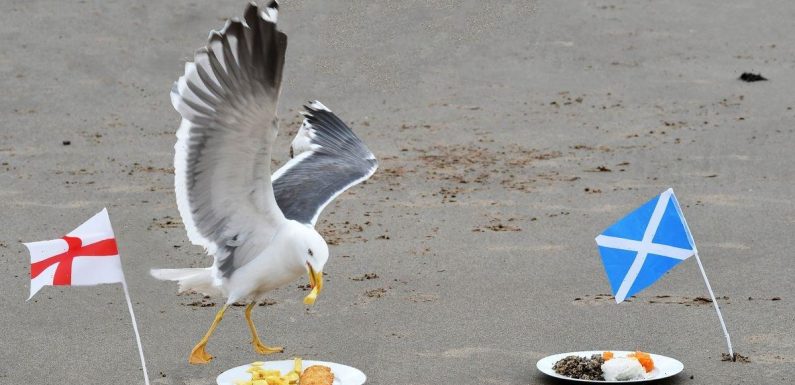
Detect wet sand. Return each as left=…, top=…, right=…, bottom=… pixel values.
left=1, top=1, right=793, bottom=384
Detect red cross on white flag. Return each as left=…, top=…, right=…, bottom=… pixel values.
left=24, top=208, right=124, bottom=299
left=23, top=208, right=150, bottom=384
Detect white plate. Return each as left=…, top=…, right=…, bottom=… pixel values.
left=536, top=350, right=683, bottom=383
left=217, top=360, right=366, bottom=385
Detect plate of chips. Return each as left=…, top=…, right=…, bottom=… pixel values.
left=217, top=358, right=366, bottom=385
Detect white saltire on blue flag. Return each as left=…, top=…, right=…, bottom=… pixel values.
left=596, top=188, right=697, bottom=303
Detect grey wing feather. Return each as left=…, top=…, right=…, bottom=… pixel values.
left=171, top=1, right=288, bottom=277
left=272, top=102, right=378, bottom=226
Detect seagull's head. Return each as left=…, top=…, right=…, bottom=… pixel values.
left=301, top=229, right=328, bottom=306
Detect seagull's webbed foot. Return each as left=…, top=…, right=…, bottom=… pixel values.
left=189, top=342, right=214, bottom=364
left=246, top=302, right=284, bottom=355
left=188, top=304, right=228, bottom=365
left=252, top=340, right=284, bottom=355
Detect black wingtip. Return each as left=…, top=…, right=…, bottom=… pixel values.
left=244, top=1, right=278, bottom=12
left=303, top=100, right=332, bottom=114
left=244, top=2, right=260, bottom=25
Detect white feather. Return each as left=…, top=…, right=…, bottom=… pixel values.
left=261, top=7, right=278, bottom=23
left=173, top=119, right=219, bottom=256
left=289, top=120, right=318, bottom=157
left=149, top=267, right=220, bottom=296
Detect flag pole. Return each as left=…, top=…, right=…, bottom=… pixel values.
left=122, top=280, right=150, bottom=385
left=693, top=251, right=734, bottom=359
left=671, top=190, right=734, bottom=359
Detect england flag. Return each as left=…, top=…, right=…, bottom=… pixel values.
left=24, top=208, right=124, bottom=299
left=595, top=188, right=697, bottom=303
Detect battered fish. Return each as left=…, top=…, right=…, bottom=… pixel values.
left=299, top=365, right=334, bottom=385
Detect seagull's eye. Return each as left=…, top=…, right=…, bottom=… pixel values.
left=308, top=249, right=313, bottom=256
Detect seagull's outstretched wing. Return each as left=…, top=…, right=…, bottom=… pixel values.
left=171, top=1, right=287, bottom=277
left=272, top=102, right=378, bottom=226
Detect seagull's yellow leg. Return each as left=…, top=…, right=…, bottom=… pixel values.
left=189, top=304, right=228, bottom=365
left=245, top=302, right=284, bottom=355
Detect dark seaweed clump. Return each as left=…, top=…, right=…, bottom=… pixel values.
left=739, top=72, right=767, bottom=82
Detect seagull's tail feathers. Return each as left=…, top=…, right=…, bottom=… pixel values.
left=150, top=267, right=220, bottom=296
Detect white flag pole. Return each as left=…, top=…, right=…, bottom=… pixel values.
left=122, top=280, right=151, bottom=385
left=693, top=251, right=734, bottom=359
left=671, top=190, right=734, bottom=359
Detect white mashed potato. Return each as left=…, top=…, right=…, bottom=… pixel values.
left=601, top=357, right=645, bottom=381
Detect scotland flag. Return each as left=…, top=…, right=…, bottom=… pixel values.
left=596, top=188, right=697, bottom=303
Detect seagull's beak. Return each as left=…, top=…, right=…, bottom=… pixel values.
left=303, top=263, right=323, bottom=305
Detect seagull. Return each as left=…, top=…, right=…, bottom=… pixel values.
left=150, top=1, right=377, bottom=365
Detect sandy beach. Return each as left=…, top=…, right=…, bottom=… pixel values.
left=1, top=1, right=793, bottom=384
